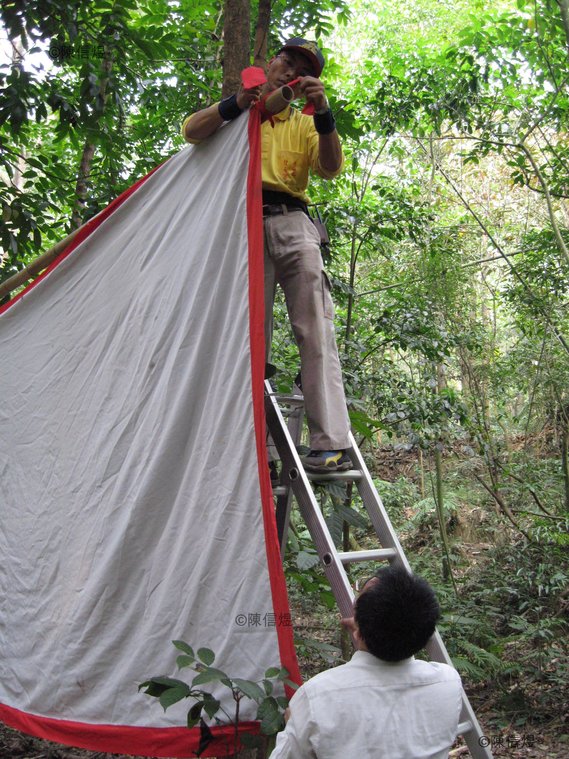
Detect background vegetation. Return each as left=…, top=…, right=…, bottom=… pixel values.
left=1, top=0, right=567, bottom=755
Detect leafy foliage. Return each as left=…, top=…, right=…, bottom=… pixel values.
left=140, top=641, right=297, bottom=754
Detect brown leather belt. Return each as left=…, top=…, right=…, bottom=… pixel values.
left=262, top=204, right=305, bottom=217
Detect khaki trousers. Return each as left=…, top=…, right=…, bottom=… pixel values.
left=263, top=207, right=351, bottom=450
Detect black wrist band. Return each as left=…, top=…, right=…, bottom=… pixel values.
left=313, top=108, right=336, bottom=135
left=218, top=94, right=243, bottom=121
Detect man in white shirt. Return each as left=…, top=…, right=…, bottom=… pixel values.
left=271, top=565, right=463, bottom=759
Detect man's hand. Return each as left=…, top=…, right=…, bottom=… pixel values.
left=236, top=85, right=262, bottom=110
left=297, top=75, right=341, bottom=173
left=340, top=616, right=357, bottom=635
left=298, top=76, right=328, bottom=112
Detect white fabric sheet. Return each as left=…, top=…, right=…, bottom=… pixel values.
left=0, top=115, right=292, bottom=752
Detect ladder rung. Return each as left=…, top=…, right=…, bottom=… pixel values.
left=457, top=720, right=473, bottom=735
left=268, top=393, right=305, bottom=406
left=337, top=548, right=397, bottom=564
left=307, top=469, right=362, bottom=482
left=272, top=470, right=363, bottom=493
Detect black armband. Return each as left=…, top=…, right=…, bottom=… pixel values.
left=313, top=108, right=336, bottom=135
left=218, top=94, right=244, bottom=121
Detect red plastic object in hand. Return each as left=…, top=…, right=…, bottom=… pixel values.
left=241, top=66, right=267, bottom=88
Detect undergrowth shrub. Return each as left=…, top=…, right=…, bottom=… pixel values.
left=374, top=476, right=420, bottom=527
left=412, top=538, right=568, bottom=724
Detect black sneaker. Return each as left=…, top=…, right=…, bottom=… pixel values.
left=301, top=450, right=351, bottom=473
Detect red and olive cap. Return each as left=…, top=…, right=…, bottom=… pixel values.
left=279, top=38, right=325, bottom=77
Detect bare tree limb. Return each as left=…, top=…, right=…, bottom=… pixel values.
left=519, top=142, right=569, bottom=266
left=473, top=473, right=532, bottom=541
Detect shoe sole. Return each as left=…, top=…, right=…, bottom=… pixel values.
left=302, top=460, right=351, bottom=473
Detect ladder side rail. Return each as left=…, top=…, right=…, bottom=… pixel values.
left=265, top=383, right=354, bottom=617
left=349, top=432, right=492, bottom=759
left=427, top=631, right=492, bottom=759
left=347, top=431, right=411, bottom=567
left=266, top=389, right=300, bottom=551
left=274, top=386, right=304, bottom=553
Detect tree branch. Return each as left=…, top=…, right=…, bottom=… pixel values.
left=556, top=0, right=569, bottom=55
left=415, top=139, right=569, bottom=357
left=473, top=473, right=532, bottom=541
left=518, top=142, right=569, bottom=266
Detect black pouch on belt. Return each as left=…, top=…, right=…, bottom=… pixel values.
left=308, top=205, right=331, bottom=261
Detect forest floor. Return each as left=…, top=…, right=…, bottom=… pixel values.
left=1, top=446, right=567, bottom=758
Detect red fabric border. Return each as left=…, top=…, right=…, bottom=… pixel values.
left=246, top=107, right=302, bottom=692
left=0, top=703, right=259, bottom=757
left=0, top=163, right=163, bottom=317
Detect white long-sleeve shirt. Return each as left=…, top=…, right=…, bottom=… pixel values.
left=271, top=650, right=462, bottom=759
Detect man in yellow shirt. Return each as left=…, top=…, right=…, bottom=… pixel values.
left=183, top=39, right=351, bottom=473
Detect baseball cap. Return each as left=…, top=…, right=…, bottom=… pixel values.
left=279, top=38, right=325, bottom=77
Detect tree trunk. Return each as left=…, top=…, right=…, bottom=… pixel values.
left=253, top=0, right=272, bottom=69
left=418, top=447, right=425, bottom=498
left=561, top=417, right=569, bottom=511
left=222, top=0, right=251, bottom=96
left=71, top=44, right=113, bottom=228
left=433, top=363, right=457, bottom=590
left=344, top=220, right=358, bottom=346
left=72, top=141, right=96, bottom=229
left=433, top=448, right=451, bottom=583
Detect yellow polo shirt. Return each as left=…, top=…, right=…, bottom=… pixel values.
left=182, top=105, right=343, bottom=202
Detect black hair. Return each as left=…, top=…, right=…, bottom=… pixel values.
left=354, top=565, right=440, bottom=661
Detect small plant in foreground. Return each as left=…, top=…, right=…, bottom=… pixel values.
left=139, top=641, right=296, bottom=756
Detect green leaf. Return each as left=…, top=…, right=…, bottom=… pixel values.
left=296, top=549, right=320, bottom=570
left=197, top=647, right=215, bottom=665
left=202, top=694, right=221, bottom=719
left=232, top=678, right=266, bottom=703
left=187, top=701, right=203, bottom=728
left=139, top=676, right=188, bottom=697
left=191, top=667, right=230, bottom=687
left=176, top=654, right=196, bottom=669
left=173, top=640, right=195, bottom=657
left=335, top=503, right=368, bottom=529
left=159, top=684, right=191, bottom=710
left=257, top=696, right=284, bottom=735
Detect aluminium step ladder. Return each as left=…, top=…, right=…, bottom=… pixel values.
left=264, top=379, right=492, bottom=759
